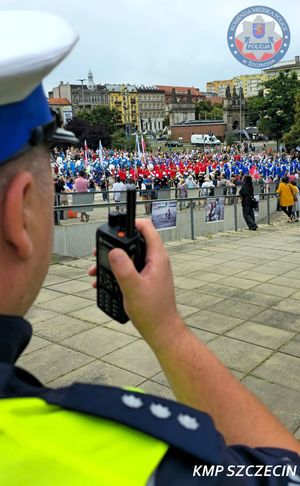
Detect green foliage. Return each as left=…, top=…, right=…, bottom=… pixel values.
left=64, top=117, right=111, bottom=149
left=196, top=100, right=223, bottom=120
left=243, top=73, right=300, bottom=147
left=110, top=129, right=136, bottom=151
left=77, top=105, right=121, bottom=134
left=283, top=91, right=300, bottom=150
left=196, top=99, right=213, bottom=119
left=245, top=92, right=265, bottom=126
left=210, top=105, right=223, bottom=119
left=65, top=116, right=111, bottom=150
left=225, top=133, right=235, bottom=146
left=69, top=105, right=124, bottom=149
left=259, top=71, right=300, bottom=144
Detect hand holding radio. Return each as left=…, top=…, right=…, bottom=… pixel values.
left=96, top=190, right=146, bottom=323
left=92, top=189, right=184, bottom=347
left=108, top=219, right=184, bottom=349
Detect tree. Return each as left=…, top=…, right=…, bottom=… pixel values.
left=245, top=92, right=265, bottom=126
left=81, top=124, right=111, bottom=150
left=65, top=117, right=111, bottom=148
left=258, top=71, right=300, bottom=149
left=77, top=106, right=121, bottom=134
left=110, top=129, right=136, bottom=151
left=283, top=91, right=300, bottom=150
left=64, top=117, right=89, bottom=138
left=225, top=133, right=235, bottom=146
left=210, top=104, right=223, bottom=120
left=195, top=100, right=212, bottom=120
left=196, top=100, right=223, bottom=120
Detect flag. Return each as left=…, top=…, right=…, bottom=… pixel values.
left=99, top=139, right=104, bottom=170
left=84, top=139, right=89, bottom=166
left=134, top=133, right=141, bottom=178
left=135, top=132, right=141, bottom=160
left=141, top=133, right=146, bottom=156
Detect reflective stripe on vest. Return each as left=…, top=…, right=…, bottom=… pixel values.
left=0, top=397, right=168, bottom=485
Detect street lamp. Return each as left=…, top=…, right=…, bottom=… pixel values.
left=123, top=86, right=131, bottom=138
left=239, top=86, right=243, bottom=145
left=77, top=78, right=86, bottom=109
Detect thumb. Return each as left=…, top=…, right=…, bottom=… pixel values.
left=109, top=248, right=140, bottom=295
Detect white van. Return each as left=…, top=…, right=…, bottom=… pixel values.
left=191, top=134, right=221, bottom=145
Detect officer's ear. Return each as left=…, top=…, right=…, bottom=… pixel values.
left=2, top=171, right=35, bottom=260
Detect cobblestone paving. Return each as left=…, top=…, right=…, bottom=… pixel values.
left=19, top=215, right=300, bottom=438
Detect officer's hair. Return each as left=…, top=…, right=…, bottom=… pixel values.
left=0, top=146, right=50, bottom=205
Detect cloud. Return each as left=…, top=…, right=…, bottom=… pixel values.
left=2, top=0, right=298, bottom=92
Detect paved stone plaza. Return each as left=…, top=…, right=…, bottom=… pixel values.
left=19, top=219, right=300, bottom=440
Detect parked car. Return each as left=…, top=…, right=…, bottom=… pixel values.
left=256, top=134, right=268, bottom=141
left=165, top=140, right=183, bottom=147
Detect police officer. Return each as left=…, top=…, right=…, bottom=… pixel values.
left=0, top=10, right=299, bottom=486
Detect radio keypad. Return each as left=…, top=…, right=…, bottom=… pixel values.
left=98, top=268, right=125, bottom=320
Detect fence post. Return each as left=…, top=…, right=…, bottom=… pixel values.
left=233, top=195, right=238, bottom=231
left=190, top=199, right=195, bottom=240
left=55, top=194, right=61, bottom=226
left=267, top=192, right=270, bottom=225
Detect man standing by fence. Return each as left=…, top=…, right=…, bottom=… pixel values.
left=74, top=170, right=90, bottom=222
left=112, top=175, right=125, bottom=210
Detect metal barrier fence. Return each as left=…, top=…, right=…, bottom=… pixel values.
left=54, top=182, right=277, bottom=208
left=53, top=190, right=279, bottom=258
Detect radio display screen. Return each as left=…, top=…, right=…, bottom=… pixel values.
left=99, top=243, right=111, bottom=270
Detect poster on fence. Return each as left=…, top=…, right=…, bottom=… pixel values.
left=152, top=201, right=177, bottom=230
left=205, top=197, right=225, bottom=223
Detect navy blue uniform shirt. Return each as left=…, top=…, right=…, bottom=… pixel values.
left=0, top=315, right=299, bottom=485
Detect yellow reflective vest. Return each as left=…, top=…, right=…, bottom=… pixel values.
left=0, top=397, right=168, bottom=485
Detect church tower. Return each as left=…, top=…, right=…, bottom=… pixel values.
left=167, top=88, right=195, bottom=125
left=87, top=69, right=96, bottom=91
left=223, top=85, right=246, bottom=133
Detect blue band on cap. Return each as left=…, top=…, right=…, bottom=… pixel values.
left=0, top=84, right=52, bottom=164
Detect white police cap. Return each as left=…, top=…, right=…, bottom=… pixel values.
left=0, top=11, right=79, bottom=163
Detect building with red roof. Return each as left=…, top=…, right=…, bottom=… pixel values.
left=156, top=85, right=204, bottom=104
left=48, top=97, right=73, bottom=125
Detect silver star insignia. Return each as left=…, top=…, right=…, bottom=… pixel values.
left=149, top=403, right=172, bottom=419
left=121, top=394, right=143, bottom=409
left=178, top=414, right=200, bottom=430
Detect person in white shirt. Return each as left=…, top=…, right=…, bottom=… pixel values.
left=183, top=175, right=199, bottom=209
left=183, top=174, right=198, bottom=189
left=200, top=176, right=214, bottom=197
left=112, top=176, right=125, bottom=210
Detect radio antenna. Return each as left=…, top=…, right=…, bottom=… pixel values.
left=126, top=189, right=136, bottom=238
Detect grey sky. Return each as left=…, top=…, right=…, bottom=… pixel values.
left=1, top=0, right=299, bottom=93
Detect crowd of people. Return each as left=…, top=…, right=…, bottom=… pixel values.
left=51, top=142, right=300, bottom=187
left=52, top=144, right=300, bottom=227
left=51, top=144, right=300, bottom=186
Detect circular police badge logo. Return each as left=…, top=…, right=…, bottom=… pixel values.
left=227, top=6, right=290, bottom=68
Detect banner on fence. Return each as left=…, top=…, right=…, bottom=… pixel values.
left=205, top=197, right=225, bottom=223
left=152, top=201, right=177, bottom=230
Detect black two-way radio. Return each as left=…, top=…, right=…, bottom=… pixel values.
left=96, top=189, right=146, bottom=323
